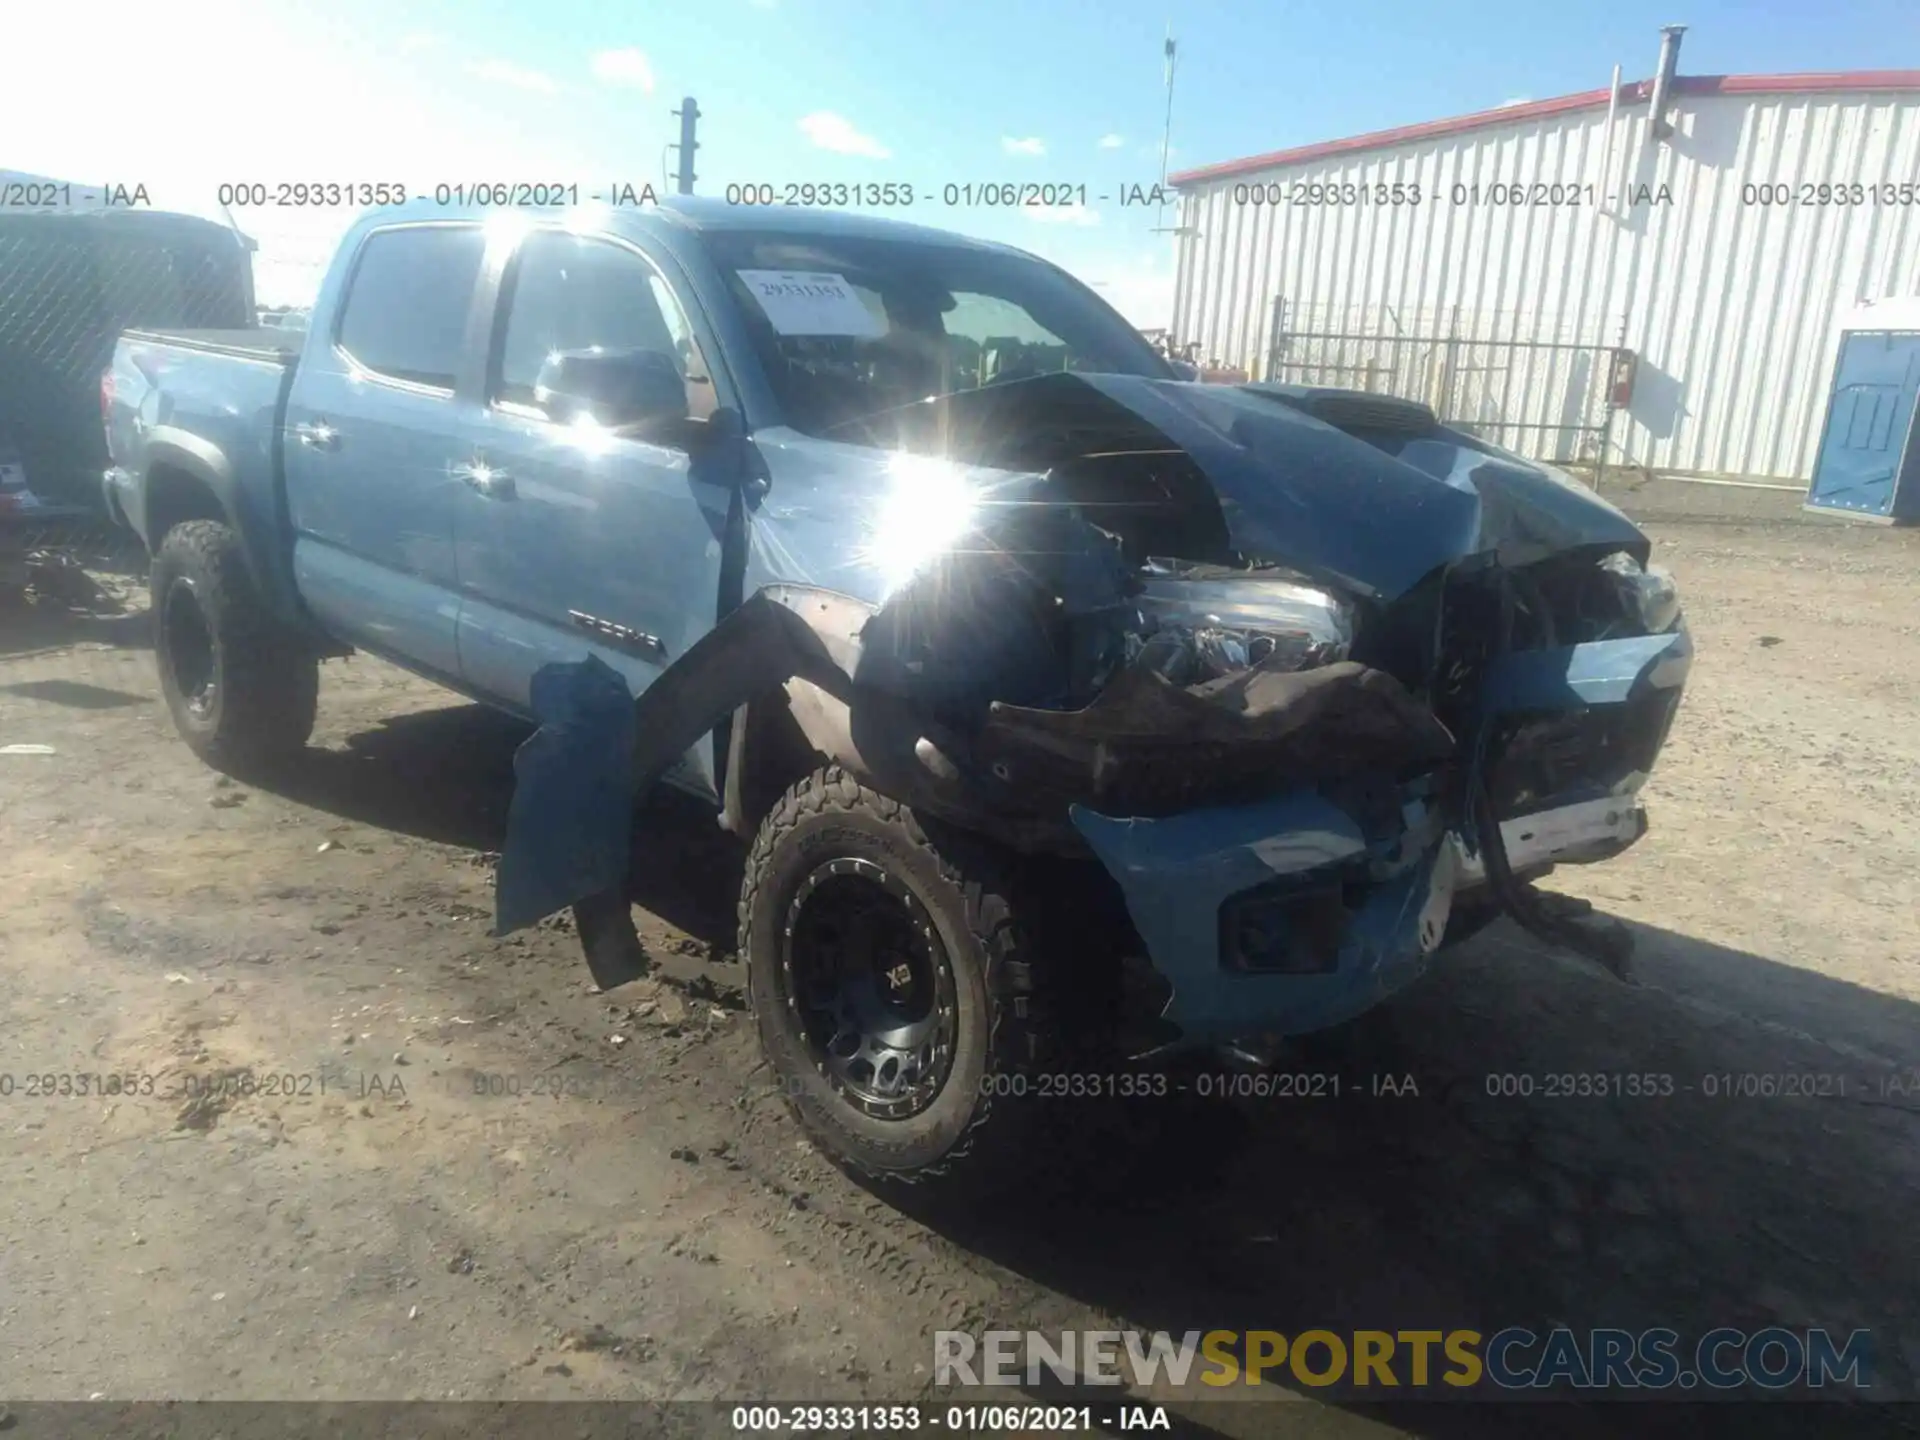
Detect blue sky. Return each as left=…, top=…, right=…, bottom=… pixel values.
left=7, top=0, right=1917, bottom=320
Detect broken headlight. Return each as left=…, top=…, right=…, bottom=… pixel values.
left=1130, top=572, right=1356, bottom=685
left=1598, top=552, right=1682, bottom=635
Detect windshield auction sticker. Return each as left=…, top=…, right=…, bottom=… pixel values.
left=736, top=270, right=883, bottom=337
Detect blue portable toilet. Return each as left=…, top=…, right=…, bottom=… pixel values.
left=1806, top=299, right=1920, bottom=524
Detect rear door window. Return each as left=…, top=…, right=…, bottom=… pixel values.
left=335, top=225, right=487, bottom=389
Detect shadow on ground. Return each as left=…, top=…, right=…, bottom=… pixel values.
left=258, top=701, right=745, bottom=946
left=245, top=700, right=1918, bottom=1437
left=0, top=599, right=151, bottom=658
left=900, top=919, right=1920, bottom=1438
left=0, top=676, right=149, bottom=709
left=261, top=703, right=530, bottom=852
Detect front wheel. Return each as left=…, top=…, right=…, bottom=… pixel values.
left=739, top=768, right=1053, bottom=1187
left=152, top=520, right=318, bottom=772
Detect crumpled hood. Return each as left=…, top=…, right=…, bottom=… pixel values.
left=1069, top=374, right=1649, bottom=598
left=747, top=372, right=1651, bottom=608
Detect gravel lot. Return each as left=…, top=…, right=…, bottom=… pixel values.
left=2, top=506, right=1917, bottom=1438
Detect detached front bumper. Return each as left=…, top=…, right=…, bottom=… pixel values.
left=1069, top=628, right=1692, bottom=1049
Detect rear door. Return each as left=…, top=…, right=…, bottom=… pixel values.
left=283, top=221, right=488, bottom=680
left=451, top=226, right=733, bottom=744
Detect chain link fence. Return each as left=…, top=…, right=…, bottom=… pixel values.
left=0, top=211, right=254, bottom=512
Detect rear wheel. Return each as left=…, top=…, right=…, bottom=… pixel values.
left=740, top=767, right=1053, bottom=1187
left=152, top=520, right=318, bottom=772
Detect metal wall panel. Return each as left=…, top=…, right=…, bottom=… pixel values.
left=1172, top=89, right=1920, bottom=483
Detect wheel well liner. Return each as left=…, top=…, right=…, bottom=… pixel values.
left=143, top=451, right=233, bottom=548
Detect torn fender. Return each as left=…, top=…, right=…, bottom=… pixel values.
left=626, top=583, right=869, bottom=793
left=494, top=653, right=636, bottom=938
left=498, top=590, right=861, bottom=959
left=626, top=583, right=1072, bottom=845
left=515, top=582, right=1086, bottom=984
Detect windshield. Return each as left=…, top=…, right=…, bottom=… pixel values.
left=702, top=230, right=1172, bottom=440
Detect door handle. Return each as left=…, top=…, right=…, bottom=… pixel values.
left=291, top=421, right=339, bottom=451
left=454, top=460, right=516, bottom=499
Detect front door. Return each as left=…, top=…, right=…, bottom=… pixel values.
left=452, top=226, right=733, bottom=779
left=283, top=221, right=488, bottom=680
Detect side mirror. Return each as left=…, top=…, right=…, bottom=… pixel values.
left=1170, top=358, right=1201, bottom=382
left=534, top=347, right=688, bottom=430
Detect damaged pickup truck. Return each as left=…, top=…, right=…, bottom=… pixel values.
left=104, top=197, right=1689, bottom=1185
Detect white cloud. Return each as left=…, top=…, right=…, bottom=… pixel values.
left=1025, top=202, right=1100, bottom=227
left=1098, top=133, right=1125, bottom=149
left=398, top=31, right=441, bottom=55
left=1002, top=136, right=1046, bottom=157
left=1498, top=95, right=1531, bottom=107
left=469, top=59, right=559, bottom=93
left=591, top=48, right=655, bottom=91
left=798, top=111, right=891, bottom=159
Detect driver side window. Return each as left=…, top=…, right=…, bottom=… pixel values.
left=494, top=232, right=716, bottom=419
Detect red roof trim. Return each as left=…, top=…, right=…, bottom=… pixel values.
left=1169, top=71, right=1920, bottom=186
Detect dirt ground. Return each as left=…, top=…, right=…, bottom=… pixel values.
left=2, top=507, right=1918, bottom=1438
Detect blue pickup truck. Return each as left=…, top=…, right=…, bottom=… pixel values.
left=103, top=196, right=1690, bottom=1185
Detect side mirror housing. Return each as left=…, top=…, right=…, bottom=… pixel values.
left=1170, top=358, right=1201, bottom=382
left=534, top=347, right=688, bottom=430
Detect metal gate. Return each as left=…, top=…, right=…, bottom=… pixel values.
left=1265, top=299, right=1621, bottom=483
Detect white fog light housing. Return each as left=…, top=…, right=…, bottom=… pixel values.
left=1599, top=552, right=1681, bottom=634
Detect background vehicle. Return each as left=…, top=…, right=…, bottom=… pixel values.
left=1, top=181, right=255, bottom=517
left=103, top=197, right=1689, bottom=1187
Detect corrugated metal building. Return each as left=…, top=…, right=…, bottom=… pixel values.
left=1167, top=57, right=1920, bottom=486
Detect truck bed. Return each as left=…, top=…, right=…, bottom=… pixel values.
left=121, top=327, right=301, bottom=363
left=106, top=326, right=304, bottom=563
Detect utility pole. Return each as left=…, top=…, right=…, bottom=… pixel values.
left=1157, top=28, right=1177, bottom=193
left=1151, top=26, right=1190, bottom=349
left=671, top=98, right=700, bottom=196
left=1151, top=29, right=1189, bottom=238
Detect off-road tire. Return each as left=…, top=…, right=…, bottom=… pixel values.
left=152, top=520, right=318, bottom=772
left=740, top=767, right=1053, bottom=1188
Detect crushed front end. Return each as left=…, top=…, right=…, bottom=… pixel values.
left=517, top=373, right=1691, bottom=1060
left=948, top=559, right=1689, bottom=1052
left=806, top=377, right=1693, bottom=1054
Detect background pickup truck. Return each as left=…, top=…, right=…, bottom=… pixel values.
left=103, top=196, right=1690, bottom=1189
